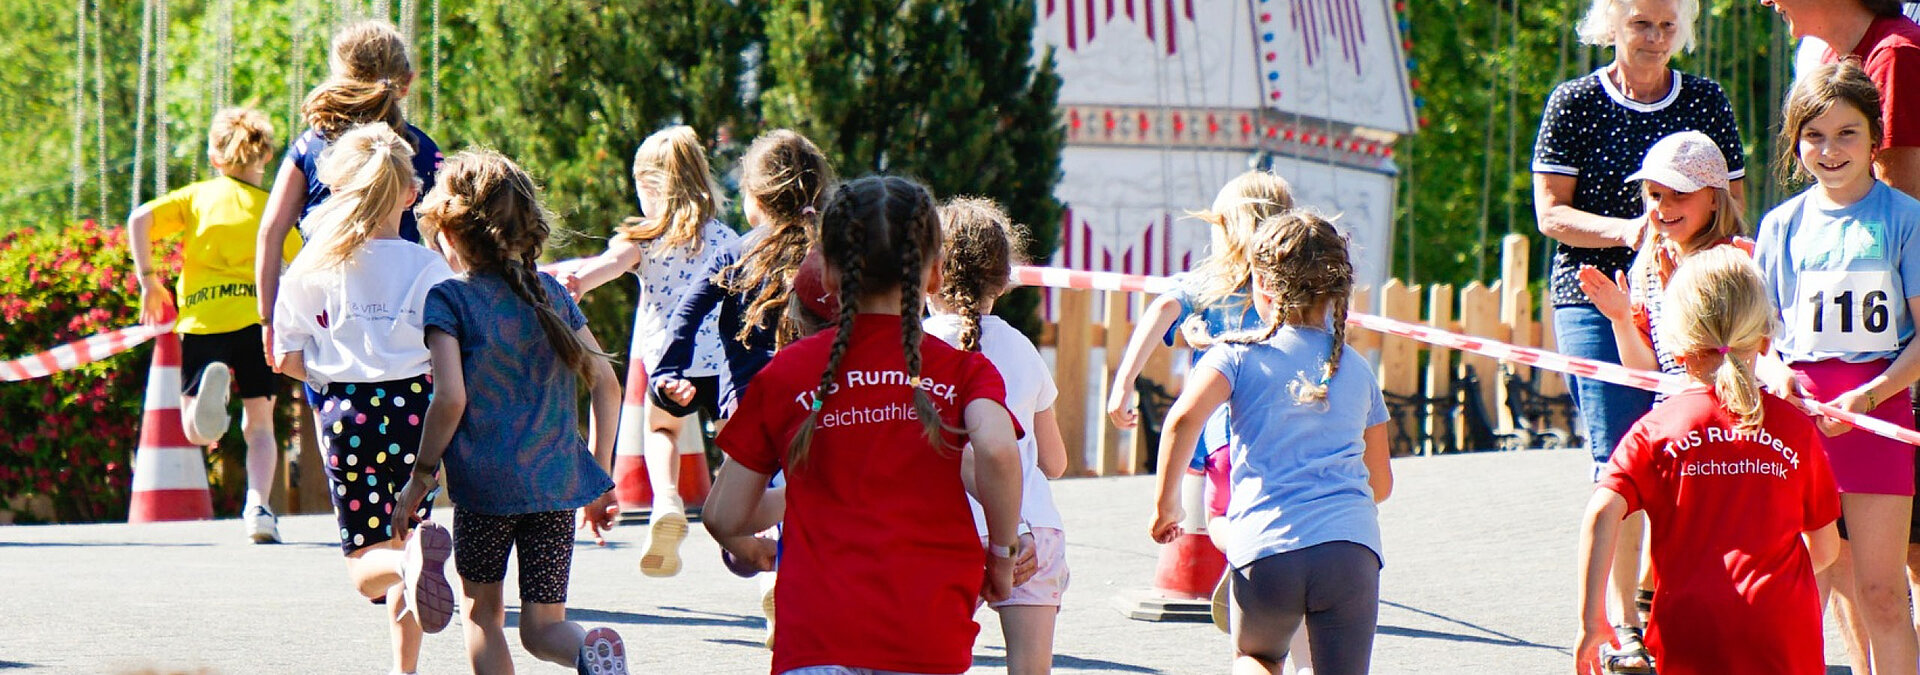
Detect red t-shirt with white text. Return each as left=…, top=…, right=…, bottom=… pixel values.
left=1600, top=389, right=1840, bottom=675
left=719, top=314, right=1019, bottom=675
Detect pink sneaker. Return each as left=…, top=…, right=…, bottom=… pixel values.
left=402, top=521, right=456, bottom=633
left=577, top=627, right=629, bottom=674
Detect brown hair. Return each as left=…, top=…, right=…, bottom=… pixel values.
left=207, top=107, right=276, bottom=170
left=302, top=21, right=412, bottom=141
left=416, top=149, right=607, bottom=384
left=723, top=130, right=835, bottom=346
left=1863, top=0, right=1906, bottom=18
left=1228, top=211, right=1354, bottom=405
left=1657, top=247, right=1776, bottom=431
left=1777, top=59, right=1884, bottom=187
left=935, top=197, right=1030, bottom=352
left=787, top=176, right=947, bottom=468
left=617, top=126, right=725, bottom=256
left=296, top=124, right=418, bottom=270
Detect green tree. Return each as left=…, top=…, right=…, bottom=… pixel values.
left=758, top=0, right=1064, bottom=334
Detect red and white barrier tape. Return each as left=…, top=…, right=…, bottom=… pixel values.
left=0, top=322, right=172, bottom=383
left=1011, top=265, right=1920, bottom=447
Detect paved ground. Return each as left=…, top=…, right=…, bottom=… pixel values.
left=0, top=449, right=1855, bottom=673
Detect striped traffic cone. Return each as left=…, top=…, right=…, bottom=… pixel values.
left=1120, top=471, right=1224, bottom=622
left=128, top=333, right=213, bottom=522
left=611, top=329, right=652, bottom=514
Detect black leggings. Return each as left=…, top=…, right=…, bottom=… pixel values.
left=1230, top=541, right=1381, bottom=675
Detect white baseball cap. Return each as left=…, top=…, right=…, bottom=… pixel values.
left=1624, top=130, right=1730, bottom=193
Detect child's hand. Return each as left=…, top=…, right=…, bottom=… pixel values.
left=1575, top=266, right=1631, bottom=324
left=1107, top=388, right=1139, bottom=430
left=392, top=474, right=436, bottom=543
left=557, top=271, right=586, bottom=301
left=656, top=378, right=697, bottom=407
left=1011, top=532, right=1039, bottom=587
left=718, top=534, right=778, bottom=572
left=983, top=550, right=1015, bottom=603
left=1817, top=387, right=1877, bottom=436
left=138, top=280, right=177, bottom=327
left=1150, top=503, right=1185, bottom=544
left=578, top=493, right=619, bottom=545
left=1572, top=619, right=1613, bottom=675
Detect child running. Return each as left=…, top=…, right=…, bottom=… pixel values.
left=127, top=107, right=296, bottom=543
left=1754, top=60, right=1920, bottom=675
left=268, top=123, right=456, bottom=675
left=925, top=197, right=1070, bottom=675
left=391, top=149, right=628, bottom=675
left=558, top=125, right=739, bottom=578
left=1149, top=211, right=1392, bottom=675
left=704, top=176, right=1026, bottom=675
left=257, top=20, right=443, bottom=357
left=1575, top=247, right=1842, bottom=675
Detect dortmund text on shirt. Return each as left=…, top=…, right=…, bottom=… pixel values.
left=180, top=282, right=256, bottom=308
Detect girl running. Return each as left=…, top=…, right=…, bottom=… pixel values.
left=1149, top=211, right=1392, bottom=675
left=1754, top=59, right=1920, bottom=675
left=257, top=20, right=443, bottom=357
left=1575, top=247, right=1842, bottom=675
left=704, top=176, right=1025, bottom=675
left=392, top=149, right=628, bottom=675
left=268, top=123, right=456, bottom=675
left=926, top=197, right=1069, bottom=675
left=557, top=125, right=739, bottom=578
left=127, top=107, right=296, bottom=543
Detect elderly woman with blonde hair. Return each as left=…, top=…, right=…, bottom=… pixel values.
left=1530, top=0, right=1745, bottom=672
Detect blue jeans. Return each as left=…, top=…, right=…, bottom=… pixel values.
left=1553, top=304, right=1654, bottom=477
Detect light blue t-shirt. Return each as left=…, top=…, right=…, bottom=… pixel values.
left=1755, top=181, right=1920, bottom=364
left=1163, top=274, right=1263, bottom=463
left=421, top=271, right=614, bottom=516
left=1196, top=325, right=1389, bottom=569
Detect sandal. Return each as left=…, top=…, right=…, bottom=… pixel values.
left=1603, top=623, right=1656, bottom=674
left=1635, top=588, right=1654, bottom=623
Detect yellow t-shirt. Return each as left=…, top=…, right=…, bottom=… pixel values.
left=148, top=176, right=301, bottom=335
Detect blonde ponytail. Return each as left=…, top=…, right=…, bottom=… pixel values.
left=1657, top=247, right=1777, bottom=431
left=300, top=124, right=418, bottom=269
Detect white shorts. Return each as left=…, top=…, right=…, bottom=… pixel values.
left=988, top=526, right=1069, bottom=608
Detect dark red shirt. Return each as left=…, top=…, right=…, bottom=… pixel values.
left=719, top=314, right=1019, bottom=674
left=1601, top=389, right=1840, bottom=675
left=1841, top=15, right=1920, bottom=149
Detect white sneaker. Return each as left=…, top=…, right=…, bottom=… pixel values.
left=186, top=362, right=232, bottom=442
left=246, top=505, right=280, bottom=544
left=638, top=508, right=688, bottom=578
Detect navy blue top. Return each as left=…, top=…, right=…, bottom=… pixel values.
left=288, top=124, right=443, bottom=243
left=650, top=232, right=775, bottom=417
left=422, top=271, right=614, bottom=515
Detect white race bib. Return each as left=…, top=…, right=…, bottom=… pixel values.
left=1793, top=269, right=1900, bottom=354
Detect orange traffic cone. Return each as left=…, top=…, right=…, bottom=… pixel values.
left=1121, top=471, right=1223, bottom=622
left=611, top=345, right=652, bottom=513
left=128, top=333, right=213, bottom=522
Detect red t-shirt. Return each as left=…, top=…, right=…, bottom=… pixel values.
left=1600, top=389, right=1840, bottom=675
left=1839, top=15, right=1920, bottom=149
left=719, top=314, right=1020, bottom=675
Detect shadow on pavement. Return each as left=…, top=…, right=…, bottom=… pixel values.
left=506, top=605, right=760, bottom=629
left=0, top=541, right=212, bottom=548
left=1380, top=600, right=1568, bottom=654
left=0, top=662, right=31, bottom=670
left=971, top=650, right=1161, bottom=673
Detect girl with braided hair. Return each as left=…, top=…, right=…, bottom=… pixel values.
left=705, top=176, right=1025, bottom=675
left=925, top=197, right=1070, bottom=674
left=391, top=149, right=628, bottom=675
left=1150, top=211, right=1392, bottom=675
left=269, top=123, right=457, bottom=674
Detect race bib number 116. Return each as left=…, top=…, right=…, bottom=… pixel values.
left=1796, top=269, right=1900, bottom=354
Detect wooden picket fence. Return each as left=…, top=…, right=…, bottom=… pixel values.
left=1041, top=233, right=1579, bottom=477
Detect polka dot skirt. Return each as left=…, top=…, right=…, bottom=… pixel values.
left=312, top=374, right=435, bottom=555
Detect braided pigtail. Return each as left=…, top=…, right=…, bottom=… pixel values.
left=1230, top=211, right=1355, bottom=405
left=934, top=197, right=1025, bottom=354
left=787, top=183, right=866, bottom=468
left=897, top=191, right=945, bottom=448
left=726, top=130, right=835, bottom=345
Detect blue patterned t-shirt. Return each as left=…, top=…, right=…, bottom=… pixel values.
left=422, top=271, right=614, bottom=515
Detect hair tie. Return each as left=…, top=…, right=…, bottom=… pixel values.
left=809, top=399, right=823, bottom=411
left=800, top=205, right=818, bottom=216
left=1715, top=346, right=1731, bottom=355
left=908, top=376, right=922, bottom=388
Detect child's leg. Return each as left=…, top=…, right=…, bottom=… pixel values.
left=510, top=511, right=583, bottom=665
left=644, top=401, right=685, bottom=513
left=344, top=542, right=404, bottom=599
left=1827, top=544, right=1872, bottom=675
left=997, top=606, right=1059, bottom=675
left=453, top=508, right=518, bottom=673
left=239, top=396, right=278, bottom=510
left=1840, top=493, right=1919, bottom=675
left=386, top=583, right=423, bottom=675
left=459, top=577, right=512, bottom=673
left=178, top=392, right=219, bottom=446
left=1284, top=630, right=1313, bottom=675
left=1297, top=544, right=1380, bottom=675
left=1229, top=559, right=1306, bottom=675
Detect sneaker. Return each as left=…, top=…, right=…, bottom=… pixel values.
left=246, top=505, right=281, bottom=544
left=639, top=510, right=688, bottom=578
left=760, top=577, right=777, bottom=650
left=185, top=362, right=232, bottom=442
left=576, top=626, right=629, bottom=675
left=1209, top=573, right=1230, bottom=634
left=401, top=521, right=456, bottom=634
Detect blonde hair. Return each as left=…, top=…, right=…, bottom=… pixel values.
left=1189, top=171, right=1295, bottom=309
left=617, top=126, right=725, bottom=256
left=1777, top=60, right=1884, bottom=187
left=1227, top=211, right=1353, bottom=405
left=1575, top=0, right=1700, bottom=53
left=418, top=149, right=607, bottom=384
left=1626, top=184, right=1747, bottom=303
left=207, top=107, right=276, bottom=170
left=302, top=21, right=412, bottom=140
left=300, top=124, right=419, bottom=269
left=1657, top=247, right=1777, bottom=431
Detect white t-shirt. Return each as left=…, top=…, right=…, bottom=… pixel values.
left=273, top=239, right=455, bottom=388
left=924, top=313, right=1065, bottom=531
left=630, top=220, right=738, bottom=376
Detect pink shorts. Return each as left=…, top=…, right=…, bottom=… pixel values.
left=984, top=527, right=1069, bottom=608
left=1202, top=447, right=1231, bottom=518
left=1793, top=359, right=1917, bottom=496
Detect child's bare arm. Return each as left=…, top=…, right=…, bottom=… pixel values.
left=1106, top=294, right=1183, bottom=430
left=254, top=160, right=305, bottom=324
left=1033, top=407, right=1069, bottom=479
left=577, top=326, right=621, bottom=474
left=965, top=399, right=1023, bottom=603
left=393, top=329, right=466, bottom=541
left=1804, top=521, right=1841, bottom=573
left=1362, top=422, right=1393, bottom=503
left=126, top=203, right=174, bottom=326
left=556, top=238, right=642, bottom=300
left=1574, top=488, right=1631, bottom=673
left=1152, top=367, right=1230, bottom=543
left=273, top=351, right=309, bottom=383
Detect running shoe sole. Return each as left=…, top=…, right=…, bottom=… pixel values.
left=247, top=507, right=281, bottom=544
left=404, top=521, right=456, bottom=634
left=577, top=627, right=629, bottom=675
left=639, top=511, right=688, bottom=577
left=187, top=363, right=232, bottom=442
left=761, top=581, right=776, bottom=650
left=1209, top=573, right=1230, bottom=634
